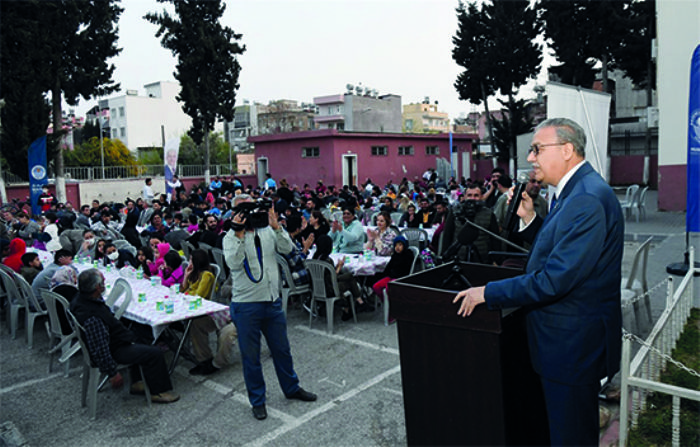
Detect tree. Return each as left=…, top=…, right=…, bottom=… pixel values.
left=64, top=137, right=139, bottom=168
left=178, top=132, right=232, bottom=167
left=540, top=0, right=634, bottom=93
left=452, top=0, right=541, bottom=173
left=492, top=98, right=535, bottom=164
left=0, top=0, right=122, bottom=200
left=0, top=1, right=52, bottom=181
left=145, top=0, right=245, bottom=184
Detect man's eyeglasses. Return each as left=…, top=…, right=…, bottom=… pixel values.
left=528, top=142, right=564, bottom=156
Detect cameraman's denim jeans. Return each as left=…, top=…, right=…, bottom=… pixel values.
left=230, top=299, right=300, bottom=407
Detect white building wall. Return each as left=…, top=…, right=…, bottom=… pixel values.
left=657, top=0, right=700, bottom=167
left=106, top=81, right=192, bottom=151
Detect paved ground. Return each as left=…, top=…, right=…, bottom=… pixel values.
left=1, top=189, right=698, bottom=447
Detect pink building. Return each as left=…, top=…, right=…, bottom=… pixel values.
left=249, top=129, right=477, bottom=188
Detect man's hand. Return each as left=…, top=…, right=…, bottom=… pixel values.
left=453, top=286, right=486, bottom=317
left=109, top=372, right=124, bottom=389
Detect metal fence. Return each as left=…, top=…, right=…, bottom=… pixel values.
left=2, top=164, right=236, bottom=183
left=619, top=247, right=700, bottom=447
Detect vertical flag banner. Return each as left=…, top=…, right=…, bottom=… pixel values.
left=28, top=135, right=48, bottom=216
left=687, top=44, right=700, bottom=232
left=164, top=138, right=180, bottom=200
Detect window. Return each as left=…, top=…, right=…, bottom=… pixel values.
left=119, top=107, right=125, bottom=117
left=405, top=119, right=413, bottom=131
left=371, top=146, right=388, bottom=156
left=398, top=145, right=414, bottom=156
left=111, top=109, right=117, bottom=119
left=336, top=123, right=344, bottom=131
left=425, top=145, right=439, bottom=155
left=120, top=127, right=126, bottom=137
left=112, top=129, right=118, bottom=138
left=302, top=147, right=319, bottom=158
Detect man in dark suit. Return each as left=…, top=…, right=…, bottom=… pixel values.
left=454, top=118, right=624, bottom=446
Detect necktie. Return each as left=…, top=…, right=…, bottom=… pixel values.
left=550, top=194, right=558, bottom=213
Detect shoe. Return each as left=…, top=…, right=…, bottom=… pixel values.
left=130, top=381, right=145, bottom=395
left=341, top=310, right=353, bottom=321
left=152, top=391, right=180, bottom=404
left=252, top=404, right=267, bottom=420
left=189, top=359, right=220, bottom=376
left=286, top=387, right=317, bottom=402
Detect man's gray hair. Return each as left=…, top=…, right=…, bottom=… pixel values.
left=536, top=118, right=587, bottom=158
left=78, top=268, right=103, bottom=294
left=233, top=193, right=252, bottom=206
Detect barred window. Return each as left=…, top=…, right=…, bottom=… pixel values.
left=371, top=146, right=388, bottom=156
left=398, top=145, right=414, bottom=156
left=302, top=147, right=320, bottom=158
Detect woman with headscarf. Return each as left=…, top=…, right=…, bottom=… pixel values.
left=3, top=238, right=26, bottom=273
left=120, top=211, right=142, bottom=249
left=371, top=235, right=414, bottom=298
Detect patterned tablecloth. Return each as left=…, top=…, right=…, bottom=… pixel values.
left=30, top=249, right=230, bottom=340
left=329, top=253, right=389, bottom=276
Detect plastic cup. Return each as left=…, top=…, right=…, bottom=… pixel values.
left=138, top=292, right=146, bottom=303
left=156, top=300, right=164, bottom=311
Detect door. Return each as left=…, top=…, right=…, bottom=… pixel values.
left=342, top=154, right=357, bottom=187
left=257, top=157, right=268, bottom=188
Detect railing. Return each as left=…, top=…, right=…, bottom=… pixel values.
left=619, top=247, right=699, bottom=447
left=3, top=164, right=237, bottom=183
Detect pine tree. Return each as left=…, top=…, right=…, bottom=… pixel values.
left=0, top=0, right=122, bottom=200
left=452, top=0, right=541, bottom=172
left=145, top=0, right=245, bottom=184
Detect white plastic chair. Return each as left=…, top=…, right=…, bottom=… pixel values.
left=276, top=254, right=311, bottom=315
left=634, top=186, right=650, bottom=222
left=210, top=247, right=230, bottom=282
left=41, top=289, right=80, bottom=376
left=104, top=278, right=133, bottom=320
left=12, top=272, right=48, bottom=349
left=305, top=259, right=356, bottom=334
left=0, top=266, right=23, bottom=340
left=619, top=184, right=640, bottom=220
left=621, top=236, right=653, bottom=334
left=66, top=310, right=151, bottom=419
left=400, top=228, right=429, bottom=251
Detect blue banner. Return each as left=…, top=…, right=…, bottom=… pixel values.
left=688, top=45, right=700, bottom=232
left=28, top=135, right=48, bottom=216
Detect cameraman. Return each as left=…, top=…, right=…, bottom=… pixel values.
left=441, top=184, right=499, bottom=264
left=222, top=194, right=317, bottom=421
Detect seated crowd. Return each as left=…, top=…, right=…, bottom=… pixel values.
left=0, top=167, right=547, bottom=403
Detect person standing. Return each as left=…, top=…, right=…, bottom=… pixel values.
left=223, top=194, right=316, bottom=421
left=453, top=118, right=624, bottom=446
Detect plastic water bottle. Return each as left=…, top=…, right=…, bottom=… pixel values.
left=164, top=295, right=174, bottom=314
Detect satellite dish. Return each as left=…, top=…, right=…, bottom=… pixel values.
left=346, top=84, right=354, bottom=93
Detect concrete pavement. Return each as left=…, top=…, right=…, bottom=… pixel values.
left=1, top=189, right=698, bottom=446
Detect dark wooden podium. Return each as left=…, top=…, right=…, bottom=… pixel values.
left=388, top=262, right=549, bottom=446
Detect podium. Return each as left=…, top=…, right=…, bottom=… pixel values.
left=388, top=262, right=549, bottom=446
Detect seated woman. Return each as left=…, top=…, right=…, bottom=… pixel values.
left=93, top=239, right=107, bottom=265
left=102, top=242, right=136, bottom=269
left=365, top=211, right=399, bottom=256
left=371, top=236, right=414, bottom=299
left=184, top=249, right=237, bottom=375
left=158, top=251, right=184, bottom=287
left=312, top=235, right=368, bottom=321
left=299, top=210, right=330, bottom=242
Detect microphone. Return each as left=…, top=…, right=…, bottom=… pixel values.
left=502, top=172, right=531, bottom=238
left=440, top=213, right=480, bottom=261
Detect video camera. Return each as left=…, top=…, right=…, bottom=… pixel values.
left=232, top=199, right=273, bottom=229
left=451, top=199, right=484, bottom=224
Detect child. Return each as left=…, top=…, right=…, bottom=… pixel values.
left=371, top=235, right=414, bottom=298
left=20, top=252, right=43, bottom=284
left=159, top=251, right=184, bottom=287
left=134, top=246, right=154, bottom=278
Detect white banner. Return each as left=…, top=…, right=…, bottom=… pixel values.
left=164, top=138, right=180, bottom=200
left=546, top=81, right=612, bottom=182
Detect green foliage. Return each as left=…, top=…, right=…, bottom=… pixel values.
left=0, top=0, right=122, bottom=182
left=628, top=308, right=700, bottom=446
left=492, top=98, right=535, bottom=163
left=64, top=137, right=139, bottom=167
left=145, top=0, right=245, bottom=145
left=178, top=132, right=232, bottom=166
left=539, top=0, right=643, bottom=91
left=614, top=0, right=656, bottom=91
left=139, top=148, right=164, bottom=166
